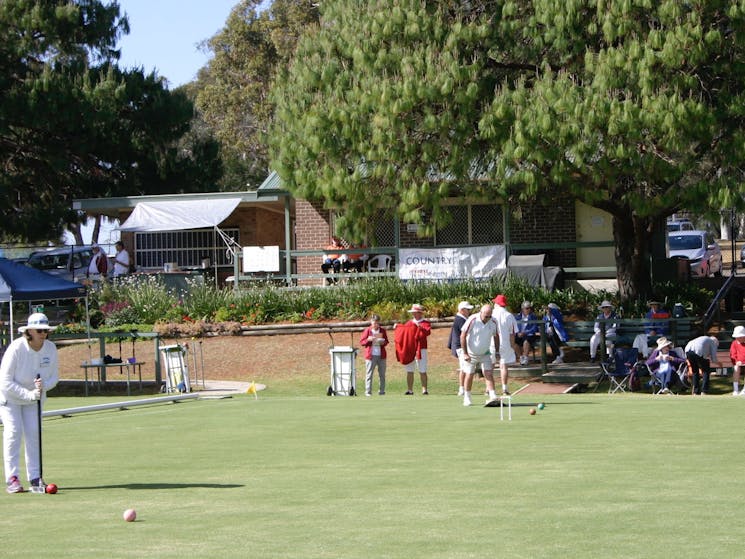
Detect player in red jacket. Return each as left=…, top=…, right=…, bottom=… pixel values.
left=395, top=304, right=431, bottom=395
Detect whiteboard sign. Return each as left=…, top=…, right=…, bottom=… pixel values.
left=242, top=246, right=280, bottom=272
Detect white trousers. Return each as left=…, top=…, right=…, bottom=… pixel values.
left=0, top=402, right=40, bottom=483
left=590, top=333, right=615, bottom=359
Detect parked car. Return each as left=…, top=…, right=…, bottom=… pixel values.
left=666, top=219, right=695, bottom=232
left=668, top=231, right=722, bottom=277
left=26, top=246, right=94, bottom=283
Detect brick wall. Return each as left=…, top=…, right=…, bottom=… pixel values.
left=296, top=200, right=332, bottom=285
left=509, top=202, right=576, bottom=267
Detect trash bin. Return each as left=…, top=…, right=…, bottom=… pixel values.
left=327, top=346, right=357, bottom=396
left=670, top=256, right=690, bottom=282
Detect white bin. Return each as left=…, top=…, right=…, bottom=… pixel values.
left=327, top=346, right=357, bottom=396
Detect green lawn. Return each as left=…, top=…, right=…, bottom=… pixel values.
left=2, top=389, right=743, bottom=558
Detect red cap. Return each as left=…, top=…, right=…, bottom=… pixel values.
left=493, top=294, right=507, bottom=307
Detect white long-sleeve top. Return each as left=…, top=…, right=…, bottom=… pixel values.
left=0, top=337, right=59, bottom=405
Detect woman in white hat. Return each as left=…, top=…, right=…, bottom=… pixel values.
left=590, top=301, right=618, bottom=362
left=645, top=337, right=685, bottom=393
left=730, top=325, right=745, bottom=396
left=0, top=313, right=59, bottom=493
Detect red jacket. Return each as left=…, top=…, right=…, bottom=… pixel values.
left=731, top=339, right=745, bottom=365
left=359, top=327, right=389, bottom=360
left=395, top=319, right=431, bottom=364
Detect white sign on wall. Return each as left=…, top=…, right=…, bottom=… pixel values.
left=242, top=246, right=280, bottom=273
left=398, top=245, right=507, bottom=280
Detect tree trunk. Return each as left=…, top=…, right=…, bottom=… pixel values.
left=612, top=215, right=652, bottom=302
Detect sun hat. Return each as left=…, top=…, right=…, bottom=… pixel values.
left=598, top=300, right=613, bottom=309
left=521, top=300, right=532, bottom=309
left=655, top=337, right=673, bottom=350
left=493, top=294, right=507, bottom=307
left=457, top=301, right=474, bottom=312
left=733, top=325, right=745, bottom=338
left=18, top=312, right=56, bottom=333
left=407, top=304, right=425, bottom=313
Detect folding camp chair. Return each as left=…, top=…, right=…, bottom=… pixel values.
left=598, top=347, right=640, bottom=393
left=645, top=348, right=688, bottom=395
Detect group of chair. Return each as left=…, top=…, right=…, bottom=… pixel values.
left=595, top=346, right=690, bottom=394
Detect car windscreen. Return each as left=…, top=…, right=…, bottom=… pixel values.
left=669, top=235, right=703, bottom=250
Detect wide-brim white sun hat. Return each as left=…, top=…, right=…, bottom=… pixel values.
left=655, top=337, right=673, bottom=350
left=733, top=325, right=745, bottom=338
left=407, top=304, right=425, bottom=313
left=18, top=312, right=56, bottom=333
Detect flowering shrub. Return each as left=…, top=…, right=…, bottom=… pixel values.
left=79, top=275, right=714, bottom=330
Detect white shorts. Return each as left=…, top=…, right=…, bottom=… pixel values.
left=404, top=349, right=427, bottom=373
left=464, top=354, right=494, bottom=375
left=456, top=348, right=467, bottom=373
left=493, top=347, right=517, bottom=366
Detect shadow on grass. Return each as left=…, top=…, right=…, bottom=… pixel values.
left=61, top=482, right=244, bottom=491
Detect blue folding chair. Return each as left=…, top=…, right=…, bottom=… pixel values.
left=598, top=347, right=640, bottom=394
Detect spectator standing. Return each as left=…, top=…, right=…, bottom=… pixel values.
left=729, top=325, right=745, bottom=396
left=394, top=304, right=431, bottom=395
left=359, top=314, right=389, bottom=396
left=460, top=304, right=498, bottom=406
left=86, top=243, right=108, bottom=282
left=112, top=241, right=130, bottom=278
left=448, top=301, right=474, bottom=396
left=0, top=313, right=59, bottom=493
left=684, top=335, right=722, bottom=396
left=491, top=294, right=518, bottom=396
left=515, top=301, right=539, bottom=365
left=590, top=300, right=618, bottom=362
left=544, top=303, right=568, bottom=364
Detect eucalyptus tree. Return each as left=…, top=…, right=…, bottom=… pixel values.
left=195, top=0, right=320, bottom=189
left=271, top=0, right=745, bottom=300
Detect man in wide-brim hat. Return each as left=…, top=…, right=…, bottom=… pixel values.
left=394, top=304, right=431, bottom=395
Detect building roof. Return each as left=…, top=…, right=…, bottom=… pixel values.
left=72, top=188, right=286, bottom=217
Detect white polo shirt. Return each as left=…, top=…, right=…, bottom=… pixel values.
left=462, top=313, right=497, bottom=356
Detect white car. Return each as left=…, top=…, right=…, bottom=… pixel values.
left=668, top=231, right=722, bottom=277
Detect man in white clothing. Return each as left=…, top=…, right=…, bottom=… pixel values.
left=112, top=241, right=130, bottom=277
left=460, top=304, right=498, bottom=406
left=491, top=294, right=518, bottom=396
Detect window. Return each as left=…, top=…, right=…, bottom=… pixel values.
left=134, top=229, right=240, bottom=270
left=435, top=204, right=504, bottom=246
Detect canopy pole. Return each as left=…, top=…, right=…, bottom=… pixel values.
left=9, top=295, right=14, bottom=343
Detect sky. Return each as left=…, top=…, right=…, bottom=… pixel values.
left=116, top=0, right=242, bottom=88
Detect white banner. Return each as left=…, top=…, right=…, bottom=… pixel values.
left=398, top=246, right=507, bottom=280
left=243, top=246, right=280, bottom=272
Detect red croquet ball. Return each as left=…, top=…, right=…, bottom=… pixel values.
left=45, top=483, right=58, bottom=494
left=529, top=408, right=536, bottom=415
left=123, top=508, right=137, bottom=522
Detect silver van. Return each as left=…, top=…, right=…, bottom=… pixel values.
left=26, top=246, right=94, bottom=283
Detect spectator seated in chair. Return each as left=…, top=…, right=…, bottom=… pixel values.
left=342, top=245, right=367, bottom=273
left=632, top=300, right=671, bottom=358
left=321, top=236, right=343, bottom=283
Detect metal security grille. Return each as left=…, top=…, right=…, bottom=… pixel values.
left=371, top=210, right=396, bottom=247
left=134, top=228, right=240, bottom=270
left=435, top=204, right=504, bottom=246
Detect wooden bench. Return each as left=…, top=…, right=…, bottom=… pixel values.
left=561, top=317, right=700, bottom=355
